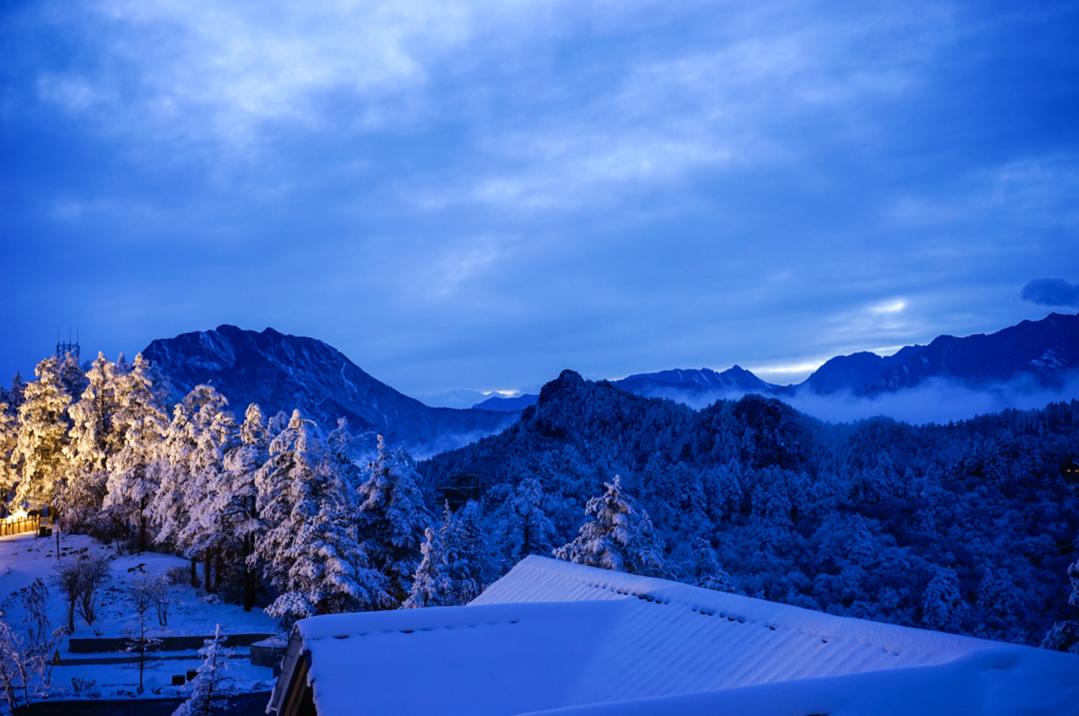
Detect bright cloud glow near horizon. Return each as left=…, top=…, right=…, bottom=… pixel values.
left=2, top=0, right=1078, bottom=400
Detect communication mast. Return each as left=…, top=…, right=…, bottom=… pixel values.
left=56, top=327, right=81, bottom=361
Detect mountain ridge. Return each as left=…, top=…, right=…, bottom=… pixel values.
left=473, top=312, right=1079, bottom=409
left=142, top=324, right=515, bottom=456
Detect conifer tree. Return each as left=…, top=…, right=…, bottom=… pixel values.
left=58, top=352, right=88, bottom=402
left=6, top=372, right=26, bottom=413
left=173, top=624, right=231, bottom=716
left=259, top=412, right=388, bottom=624
left=221, top=404, right=270, bottom=610
left=12, top=357, right=71, bottom=510
left=0, top=406, right=17, bottom=500
left=489, top=478, right=556, bottom=574
left=63, top=353, right=120, bottom=527
left=403, top=526, right=454, bottom=609
left=254, top=410, right=311, bottom=593
left=182, top=404, right=238, bottom=591
left=443, top=501, right=485, bottom=602
left=554, top=475, right=665, bottom=576
left=922, top=567, right=963, bottom=633
left=354, top=436, right=430, bottom=603
left=149, top=386, right=228, bottom=554
left=104, top=354, right=165, bottom=551
left=326, top=418, right=362, bottom=493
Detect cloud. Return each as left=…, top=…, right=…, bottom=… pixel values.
left=645, top=375, right=1079, bottom=425
left=868, top=298, right=907, bottom=315
left=1021, top=278, right=1079, bottom=307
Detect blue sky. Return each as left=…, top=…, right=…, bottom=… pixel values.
left=2, top=0, right=1078, bottom=402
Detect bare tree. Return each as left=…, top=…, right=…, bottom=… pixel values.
left=75, top=556, right=110, bottom=626
left=54, top=562, right=83, bottom=634
left=150, top=576, right=171, bottom=627
left=0, top=618, right=31, bottom=711
left=55, top=556, right=111, bottom=632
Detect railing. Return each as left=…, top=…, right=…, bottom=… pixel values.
left=0, top=515, right=40, bottom=536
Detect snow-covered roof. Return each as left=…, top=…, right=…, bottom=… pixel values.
left=268, top=556, right=1079, bottom=715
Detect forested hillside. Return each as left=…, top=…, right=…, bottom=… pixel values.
left=422, top=370, right=1079, bottom=646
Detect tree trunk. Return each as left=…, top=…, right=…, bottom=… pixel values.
left=190, top=557, right=199, bottom=588
left=203, top=551, right=211, bottom=592
left=67, top=599, right=76, bottom=633
left=242, top=535, right=255, bottom=611
left=138, top=514, right=147, bottom=553
left=243, top=567, right=255, bottom=612
left=215, top=549, right=224, bottom=592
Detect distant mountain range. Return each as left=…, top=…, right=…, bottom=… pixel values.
left=139, top=312, right=1078, bottom=457
left=793, top=312, right=1079, bottom=396
left=474, top=312, right=1079, bottom=409
left=142, top=325, right=516, bottom=456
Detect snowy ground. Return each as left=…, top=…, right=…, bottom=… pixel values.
left=0, top=532, right=277, bottom=703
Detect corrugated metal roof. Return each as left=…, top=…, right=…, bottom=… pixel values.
left=270, top=556, right=1079, bottom=715
left=472, top=555, right=990, bottom=702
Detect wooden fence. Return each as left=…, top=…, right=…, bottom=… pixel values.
left=0, top=515, right=40, bottom=536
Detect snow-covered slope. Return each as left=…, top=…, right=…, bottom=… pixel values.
left=269, top=556, right=1079, bottom=715
left=142, top=325, right=516, bottom=456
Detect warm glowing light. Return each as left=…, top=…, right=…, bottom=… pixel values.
left=3, top=509, right=28, bottom=523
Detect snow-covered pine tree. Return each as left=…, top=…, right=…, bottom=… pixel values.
left=922, top=567, right=963, bottom=633
left=183, top=404, right=239, bottom=592
left=1070, top=558, right=1079, bottom=608
left=0, top=406, right=17, bottom=499
left=12, top=357, right=71, bottom=510
left=553, top=475, right=665, bottom=577
left=326, top=418, right=363, bottom=493
left=254, top=410, right=311, bottom=594
left=266, top=410, right=289, bottom=438
left=172, top=624, right=231, bottom=716
left=221, top=404, right=270, bottom=610
left=260, top=412, right=389, bottom=624
left=488, top=477, right=557, bottom=576
left=687, top=536, right=736, bottom=592
left=6, top=372, right=26, bottom=413
left=975, top=567, right=1022, bottom=641
left=103, top=354, right=165, bottom=551
left=1042, top=557, right=1079, bottom=653
left=403, top=526, right=454, bottom=608
left=149, top=385, right=228, bottom=556
left=442, top=501, right=485, bottom=603
left=354, top=436, right=430, bottom=604
left=58, top=352, right=88, bottom=402
left=150, top=405, right=194, bottom=549
left=62, top=353, right=121, bottom=528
